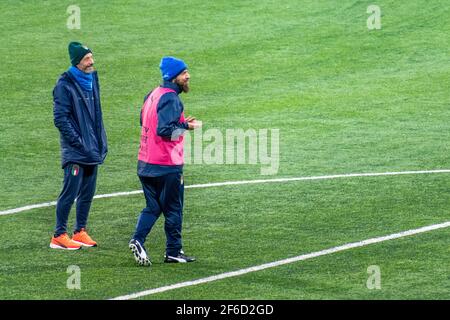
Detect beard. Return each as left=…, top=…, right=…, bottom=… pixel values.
left=82, top=64, right=95, bottom=73
left=175, top=78, right=190, bottom=93
left=181, top=82, right=190, bottom=93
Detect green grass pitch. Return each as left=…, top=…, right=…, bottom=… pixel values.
left=0, top=0, right=449, bottom=299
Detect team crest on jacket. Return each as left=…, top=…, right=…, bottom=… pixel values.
left=72, top=164, right=80, bottom=176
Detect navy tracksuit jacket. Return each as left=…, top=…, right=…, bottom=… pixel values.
left=53, top=70, right=107, bottom=236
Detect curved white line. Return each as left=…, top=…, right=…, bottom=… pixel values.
left=1, top=169, right=449, bottom=216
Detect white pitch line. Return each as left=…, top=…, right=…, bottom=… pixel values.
left=0, top=201, right=58, bottom=216
left=1, top=169, right=450, bottom=216
left=111, top=220, right=450, bottom=300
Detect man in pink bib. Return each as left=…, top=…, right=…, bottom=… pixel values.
left=129, top=56, right=200, bottom=266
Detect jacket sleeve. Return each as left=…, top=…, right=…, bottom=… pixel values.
left=156, top=93, right=189, bottom=139
left=53, top=83, right=83, bottom=149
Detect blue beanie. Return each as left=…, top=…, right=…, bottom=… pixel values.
left=160, top=56, right=187, bottom=81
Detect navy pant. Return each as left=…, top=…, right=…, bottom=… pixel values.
left=54, top=163, right=98, bottom=237
left=133, top=173, right=184, bottom=257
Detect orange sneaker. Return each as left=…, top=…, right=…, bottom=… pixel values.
left=50, top=233, right=82, bottom=250
left=72, top=228, right=97, bottom=247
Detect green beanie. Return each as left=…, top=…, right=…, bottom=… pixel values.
left=68, top=41, right=92, bottom=66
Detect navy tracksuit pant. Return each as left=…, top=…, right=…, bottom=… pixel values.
left=54, top=163, right=98, bottom=237
left=133, top=172, right=184, bottom=257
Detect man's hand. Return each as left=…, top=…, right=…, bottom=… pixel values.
left=185, top=116, right=202, bottom=130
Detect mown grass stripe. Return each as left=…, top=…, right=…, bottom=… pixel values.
left=1, top=169, right=449, bottom=216
left=111, top=220, right=450, bottom=300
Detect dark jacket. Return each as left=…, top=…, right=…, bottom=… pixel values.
left=53, top=71, right=108, bottom=168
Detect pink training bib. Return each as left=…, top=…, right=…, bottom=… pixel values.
left=138, top=87, right=185, bottom=166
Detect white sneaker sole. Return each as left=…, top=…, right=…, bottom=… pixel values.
left=129, top=243, right=151, bottom=266
left=49, top=243, right=81, bottom=250
left=165, top=256, right=188, bottom=263
left=72, top=240, right=97, bottom=247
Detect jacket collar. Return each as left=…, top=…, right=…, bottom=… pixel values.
left=162, top=80, right=182, bottom=95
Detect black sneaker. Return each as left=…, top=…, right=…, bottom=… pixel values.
left=164, top=252, right=196, bottom=263
left=129, top=239, right=151, bottom=266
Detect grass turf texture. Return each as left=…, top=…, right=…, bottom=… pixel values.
left=0, top=0, right=449, bottom=299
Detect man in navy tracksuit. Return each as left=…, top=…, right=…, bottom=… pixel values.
left=50, top=42, right=108, bottom=250
left=129, top=56, right=200, bottom=266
